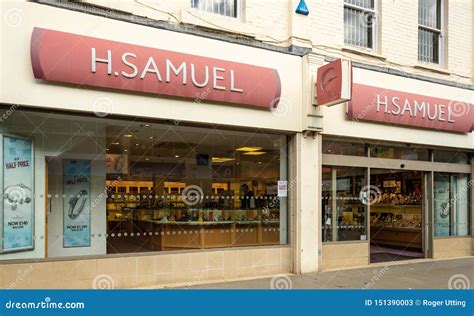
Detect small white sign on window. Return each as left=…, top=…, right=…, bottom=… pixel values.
left=277, top=180, right=288, bottom=197
left=360, top=235, right=367, bottom=241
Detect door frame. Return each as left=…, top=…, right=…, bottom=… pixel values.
left=321, top=153, right=471, bottom=263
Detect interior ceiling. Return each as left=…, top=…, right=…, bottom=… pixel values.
left=4, top=109, right=282, bottom=164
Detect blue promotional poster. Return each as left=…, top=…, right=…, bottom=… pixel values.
left=63, top=159, right=91, bottom=248
left=1, top=135, right=34, bottom=252
left=434, top=174, right=451, bottom=237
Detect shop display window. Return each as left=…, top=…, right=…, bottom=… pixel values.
left=0, top=109, right=288, bottom=260
left=370, top=145, right=430, bottom=161
left=322, top=166, right=367, bottom=242
left=434, top=173, right=471, bottom=237
left=322, top=140, right=366, bottom=156
left=433, top=150, right=470, bottom=164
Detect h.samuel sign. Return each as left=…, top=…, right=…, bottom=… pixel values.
left=30, top=27, right=281, bottom=109
left=348, top=84, right=474, bottom=133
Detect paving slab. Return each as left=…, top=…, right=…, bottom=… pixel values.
left=179, top=257, right=474, bottom=289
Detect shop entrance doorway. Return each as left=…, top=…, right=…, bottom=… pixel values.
left=369, top=169, right=424, bottom=263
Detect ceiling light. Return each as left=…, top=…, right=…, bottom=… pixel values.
left=123, top=134, right=133, bottom=138
left=236, top=146, right=262, bottom=152
left=111, top=142, right=120, bottom=145
left=243, top=151, right=266, bottom=156
left=212, top=157, right=235, bottom=163
left=124, top=149, right=128, bottom=152
left=175, top=155, right=179, bottom=158
left=145, top=158, right=149, bottom=161
left=141, top=124, right=151, bottom=128
left=149, top=136, right=154, bottom=139
left=135, top=143, right=140, bottom=146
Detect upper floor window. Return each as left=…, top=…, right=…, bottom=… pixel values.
left=418, top=0, right=443, bottom=64
left=191, top=0, right=239, bottom=18
left=344, top=0, right=376, bottom=50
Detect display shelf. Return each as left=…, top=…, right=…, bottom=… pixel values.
left=128, top=219, right=280, bottom=250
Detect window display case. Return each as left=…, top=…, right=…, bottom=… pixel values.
left=369, top=171, right=423, bottom=249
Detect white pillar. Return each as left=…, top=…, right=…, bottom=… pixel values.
left=290, top=131, right=321, bottom=274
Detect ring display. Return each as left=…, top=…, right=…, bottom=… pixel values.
left=63, top=159, right=91, bottom=248
left=68, top=189, right=88, bottom=219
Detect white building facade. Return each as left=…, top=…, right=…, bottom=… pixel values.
left=0, top=0, right=472, bottom=288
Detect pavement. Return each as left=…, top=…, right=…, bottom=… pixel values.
left=181, top=257, right=474, bottom=289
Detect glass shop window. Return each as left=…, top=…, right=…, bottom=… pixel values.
left=322, top=166, right=368, bottom=242
left=433, top=150, right=470, bottom=164
left=370, top=145, right=430, bottom=161
left=322, top=140, right=367, bottom=156
left=0, top=107, right=289, bottom=261
left=434, top=173, right=471, bottom=237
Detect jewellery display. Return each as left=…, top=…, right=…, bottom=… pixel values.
left=3, top=183, right=32, bottom=210
left=68, top=189, right=88, bottom=219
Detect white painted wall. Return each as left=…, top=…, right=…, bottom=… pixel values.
left=293, top=132, right=320, bottom=274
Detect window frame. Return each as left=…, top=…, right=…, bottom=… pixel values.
left=191, top=0, right=241, bottom=19
left=343, top=0, right=378, bottom=51
left=417, top=0, right=445, bottom=65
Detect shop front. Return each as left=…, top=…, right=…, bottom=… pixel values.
left=318, top=65, right=473, bottom=270
left=0, top=2, right=304, bottom=288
